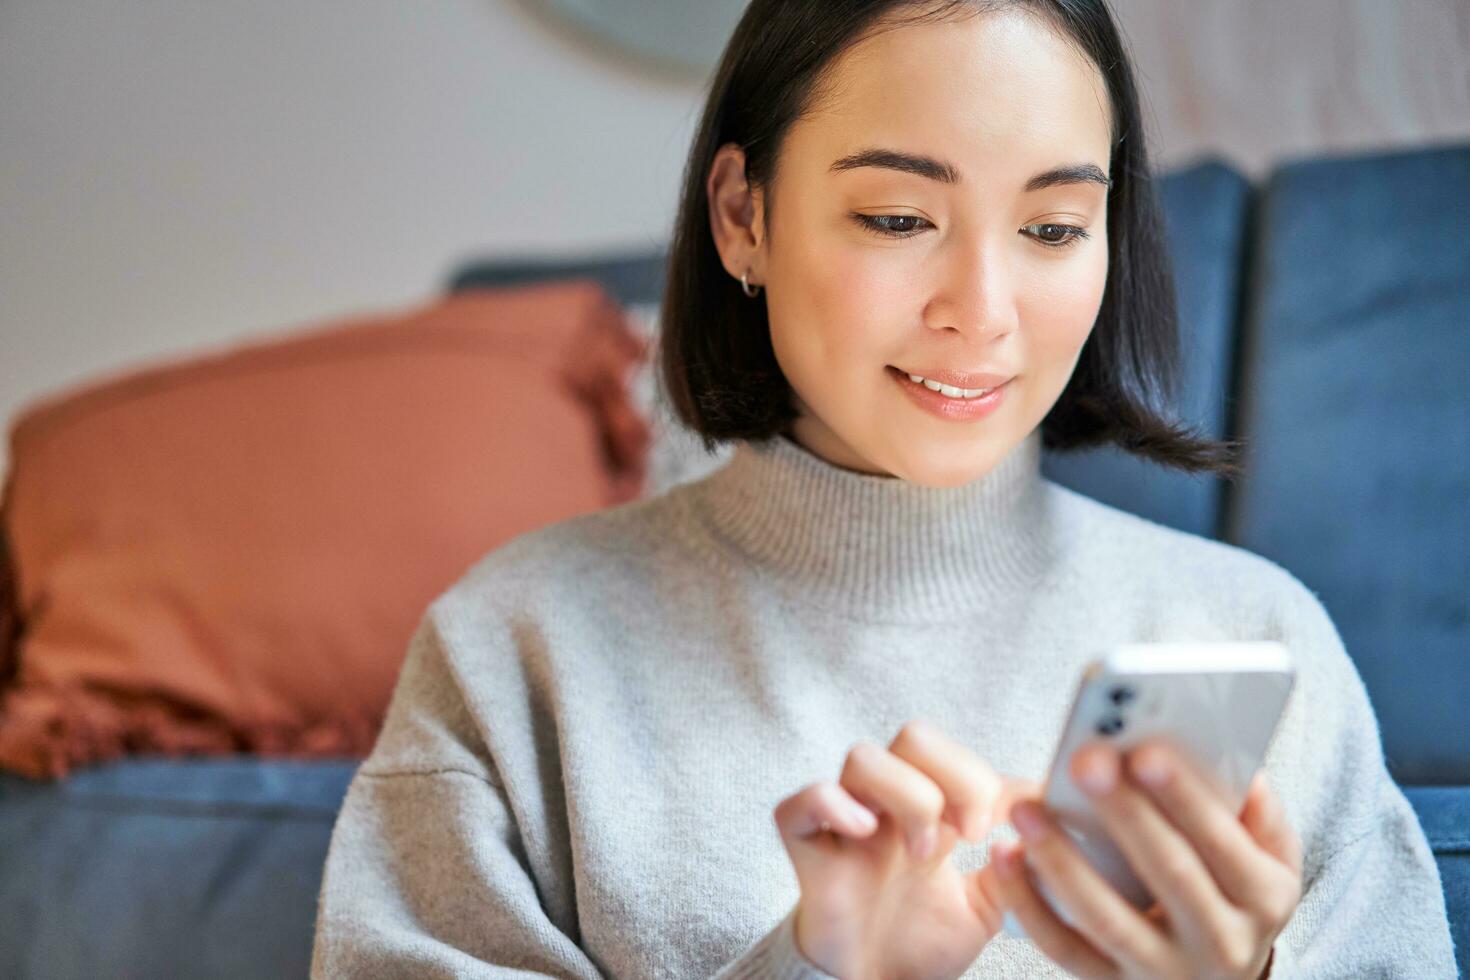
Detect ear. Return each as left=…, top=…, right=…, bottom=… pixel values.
left=706, top=141, right=766, bottom=286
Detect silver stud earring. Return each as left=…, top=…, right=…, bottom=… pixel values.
left=740, top=268, right=762, bottom=298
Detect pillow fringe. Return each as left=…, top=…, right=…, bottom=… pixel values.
left=0, top=684, right=380, bottom=782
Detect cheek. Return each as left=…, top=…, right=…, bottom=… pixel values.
left=1020, top=255, right=1108, bottom=368
left=769, top=241, right=900, bottom=387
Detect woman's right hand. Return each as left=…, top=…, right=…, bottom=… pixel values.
left=774, top=719, right=1038, bottom=980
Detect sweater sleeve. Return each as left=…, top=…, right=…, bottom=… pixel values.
left=1259, top=577, right=1457, bottom=977
left=309, top=609, right=839, bottom=979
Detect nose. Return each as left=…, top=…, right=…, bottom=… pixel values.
left=924, top=238, right=1020, bottom=343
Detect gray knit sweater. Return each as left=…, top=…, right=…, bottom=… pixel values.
left=310, top=428, right=1456, bottom=978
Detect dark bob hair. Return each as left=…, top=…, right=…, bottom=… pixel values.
left=656, top=0, right=1242, bottom=477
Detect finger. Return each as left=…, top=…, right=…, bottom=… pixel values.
left=966, top=862, right=1009, bottom=936
left=839, top=740, right=947, bottom=859
left=1124, top=741, right=1301, bottom=911
left=888, top=719, right=1005, bottom=840
left=989, top=840, right=1118, bottom=979
left=774, top=781, right=881, bottom=853
left=1010, top=799, right=1175, bottom=974
left=1070, top=741, right=1239, bottom=941
left=994, top=775, right=1045, bottom=825
left=1240, top=771, right=1303, bottom=876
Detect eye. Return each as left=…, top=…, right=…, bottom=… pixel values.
left=851, top=213, right=931, bottom=239
left=853, top=213, right=1092, bottom=250
left=1022, top=223, right=1091, bottom=250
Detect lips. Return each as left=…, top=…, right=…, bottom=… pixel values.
left=891, top=365, right=1014, bottom=390
left=889, top=365, right=1011, bottom=421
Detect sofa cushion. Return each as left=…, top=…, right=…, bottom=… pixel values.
left=448, top=249, right=748, bottom=498
left=1227, top=143, right=1470, bottom=784
left=448, top=249, right=669, bottom=307
left=0, top=281, right=650, bottom=780
left=0, top=757, right=356, bottom=980
left=1404, top=785, right=1470, bottom=975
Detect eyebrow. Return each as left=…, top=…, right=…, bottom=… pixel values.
left=828, top=147, right=1111, bottom=191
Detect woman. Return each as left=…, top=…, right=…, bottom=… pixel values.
left=310, top=1, right=1455, bottom=977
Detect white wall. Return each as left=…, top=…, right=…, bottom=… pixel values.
left=0, top=0, right=704, bottom=474
left=3, top=0, right=1466, bottom=477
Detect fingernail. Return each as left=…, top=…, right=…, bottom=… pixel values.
left=911, top=824, right=937, bottom=859
left=1076, top=748, right=1117, bottom=795
left=1132, top=749, right=1171, bottom=787
left=1012, top=802, right=1047, bottom=842
left=848, top=803, right=878, bottom=830
left=992, top=841, right=1018, bottom=876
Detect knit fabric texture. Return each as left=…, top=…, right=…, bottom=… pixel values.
left=311, top=428, right=1456, bottom=978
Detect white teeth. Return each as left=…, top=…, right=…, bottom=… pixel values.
left=904, top=372, right=993, bottom=399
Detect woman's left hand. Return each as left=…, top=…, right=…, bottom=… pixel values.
left=981, top=738, right=1303, bottom=979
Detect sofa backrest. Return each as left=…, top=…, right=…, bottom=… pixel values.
left=1225, top=143, right=1470, bottom=785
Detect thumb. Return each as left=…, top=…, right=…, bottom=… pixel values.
left=962, top=862, right=1009, bottom=937
left=992, top=775, right=1044, bottom=826
left=1240, top=771, right=1302, bottom=875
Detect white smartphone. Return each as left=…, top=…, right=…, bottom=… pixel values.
left=1000, top=641, right=1296, bottom=940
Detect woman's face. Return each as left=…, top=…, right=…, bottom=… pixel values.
left=708, top=8, right=1113, bottom=486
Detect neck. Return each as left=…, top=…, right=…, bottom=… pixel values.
left=684, top=428, right=1058, bottom=622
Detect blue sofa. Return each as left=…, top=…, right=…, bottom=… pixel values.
left=2, top=143, right=1465, bottom=977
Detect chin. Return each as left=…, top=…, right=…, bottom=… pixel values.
left=888, top=451, right=995, bottom=488
left=913, top=468, right=988, bottom=489
left=882, top=461, right=976, bottom=490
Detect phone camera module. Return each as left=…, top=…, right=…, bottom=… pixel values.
left=1108, top=685, right=1137, bottom=706
left=1096, top=715, right=1125, bottom=736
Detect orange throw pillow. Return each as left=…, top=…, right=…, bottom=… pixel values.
left=0, top=280, right=651, bottom=780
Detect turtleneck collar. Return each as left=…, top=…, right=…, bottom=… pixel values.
left=682, top=427, right=1058, bottom=622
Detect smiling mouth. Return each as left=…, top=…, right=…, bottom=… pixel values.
left=886, top=365, right=1010, bottom=399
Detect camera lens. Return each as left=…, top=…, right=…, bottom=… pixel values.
left=1096, top=715, right=1125, bottom=736
left=1108, top=685, right=1137, bottom=706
